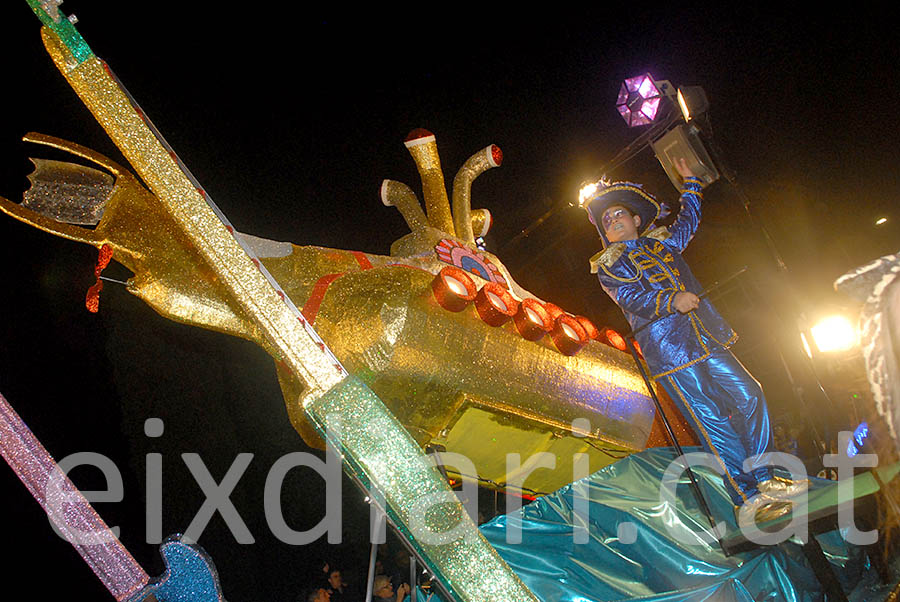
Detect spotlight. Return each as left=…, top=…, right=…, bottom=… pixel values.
left=809, top=315, right=858, bottom=353
left=616, top=73, right=664, bottom=127
left=876, top=217, right=888, bottom=226
left=650, top=123, right=720, bottom=188
left=676, top=86, right=709, bottom=123
left=578, top=181, right=600, bottom=207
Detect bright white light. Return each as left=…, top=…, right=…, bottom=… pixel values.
left=810, top=315, right=858, bottom=353
left=561, top=321, right=578, bottom=340
left=487, top=290, right=507, bottom=312
left=876, top=217, right=888, bottom=226
left=800, top=332, right=813, bottom=359
left=444, top=275, right=467, bottom=296
left=525, top=306, right=543, bottom=325
left=578, top=182, right=599, bottom=207
left=677, top=89, right=691, bottom=122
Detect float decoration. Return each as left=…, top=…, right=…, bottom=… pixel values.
left=1, top=2, right=703, bottom=599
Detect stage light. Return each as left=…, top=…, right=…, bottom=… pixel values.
left=676, top=86, right=709, bottom=123
left=876, top=217, right=888, bottom=226
left=809, top=315, right=858, bottom=353
left=578, top=181, right=600, bottom=207
left=651, top=123, right=720, bottom=188
left=616, top=73, right=664, bottom=127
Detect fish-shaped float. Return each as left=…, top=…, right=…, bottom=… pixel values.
left=1, top=2, right=697, bottom=600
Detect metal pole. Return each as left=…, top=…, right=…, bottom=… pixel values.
left=364, top=511, right=385, bottom=602
left=622, top=336, right=722, bottom=548
left=410, top=555, right=417, bottom=602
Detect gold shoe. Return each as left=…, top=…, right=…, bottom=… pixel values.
left=754, top=500, right=793, bottom=523
left=758, top=476, right=810, bottom=500
left=735, top=498, right=793, bottom=527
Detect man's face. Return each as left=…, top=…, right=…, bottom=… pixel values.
left=375, top=580, right=394, bottom=598
left=602, top=205, right=641, bottom=242
left=328, top=571, right=341, bottom=588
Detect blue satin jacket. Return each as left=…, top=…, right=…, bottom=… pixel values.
left=594, top=179, right=737, bottom=379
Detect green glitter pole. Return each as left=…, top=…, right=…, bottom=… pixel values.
left=26, top=0, right=93, bottom=64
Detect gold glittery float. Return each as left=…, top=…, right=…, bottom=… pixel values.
left=1, top=7, right=698, bottom=601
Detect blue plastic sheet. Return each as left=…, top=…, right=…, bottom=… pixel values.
left=467, top=447, right=895, bottom=602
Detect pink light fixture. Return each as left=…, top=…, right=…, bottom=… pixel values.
left=616, top=73, right=663, bottom=127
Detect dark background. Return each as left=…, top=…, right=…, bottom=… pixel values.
left=1, top=3, right=899, bottom=600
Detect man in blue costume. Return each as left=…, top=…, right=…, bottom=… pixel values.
left=584, top=159, right=806, bottom=519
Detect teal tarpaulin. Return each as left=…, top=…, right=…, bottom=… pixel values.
left=468, top=447, right=895, bottom=602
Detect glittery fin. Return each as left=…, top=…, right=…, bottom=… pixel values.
left=24, top=157, right=114, bottom=225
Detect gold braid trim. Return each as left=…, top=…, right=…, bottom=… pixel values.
left=590, top=243, right=625, bottom=274
left=652, top=350, right=711, bottom=380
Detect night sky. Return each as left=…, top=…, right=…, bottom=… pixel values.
left=1, top=3, right=899, bottom=600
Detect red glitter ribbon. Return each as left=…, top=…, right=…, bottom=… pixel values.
left=85, top=244, right=114, bottom=313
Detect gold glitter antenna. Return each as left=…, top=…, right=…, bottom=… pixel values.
left=380, top=179, right=429, bottom=232
left=403, top=129, right=455, bottom=234
left=452, top=144, right=502, bottom=243
left=386, top=130, right=501, bottom=255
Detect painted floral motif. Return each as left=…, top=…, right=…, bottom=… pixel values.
left=434, top=239, right=507, bottom=287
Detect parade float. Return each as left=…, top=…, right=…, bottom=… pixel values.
left=2, top=2, right=899, bottom=601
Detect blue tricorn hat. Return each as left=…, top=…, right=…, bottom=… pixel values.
left=584, top=182, right=662, bottom=247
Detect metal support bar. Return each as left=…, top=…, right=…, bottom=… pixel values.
left=800, top=536, right=849, bottom=602
left=623, top=336, right=722, bottom=550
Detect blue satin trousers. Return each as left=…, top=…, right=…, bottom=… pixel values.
left=659, top=349, right=774, bottom=506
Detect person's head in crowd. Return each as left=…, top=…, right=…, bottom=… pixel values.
left=373, top=575, right=393, bottom=599
left=327, top=569, right=344, bottom=591
left=308, top=587, right=330, bottom=602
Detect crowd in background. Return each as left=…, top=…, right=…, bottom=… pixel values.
left=302, top=543, right=426, bottom=602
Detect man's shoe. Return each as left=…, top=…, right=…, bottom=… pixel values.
left=735, top=498, right=793, bottom=526
left=754, top=500, right=793, bottom=523
left=758, top=476, right=810, bottom=500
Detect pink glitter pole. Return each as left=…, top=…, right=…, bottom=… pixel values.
left=0, top=392, right=149, bottom=600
